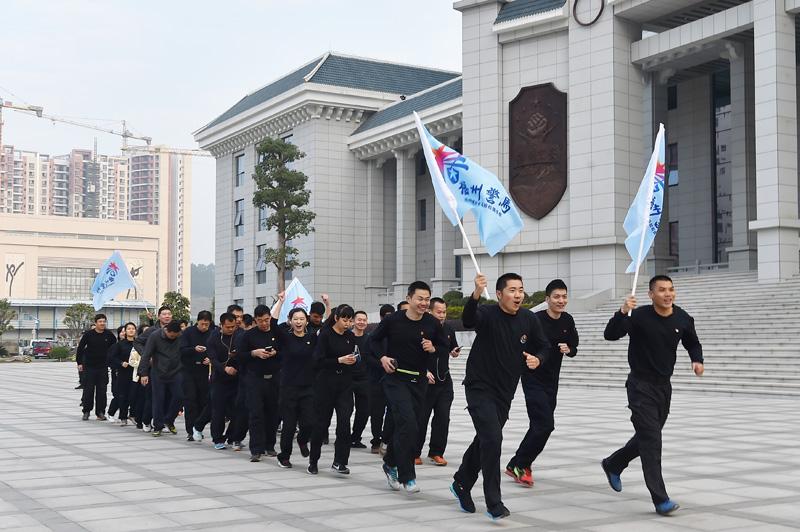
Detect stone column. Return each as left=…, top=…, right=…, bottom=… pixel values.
left=750, top=0, right=800, bottom=281
left=728, top=43, right=758, bottom=271
left=393, top=149, right=416, bottom=299
left=364, top=159, right=387, bottom=301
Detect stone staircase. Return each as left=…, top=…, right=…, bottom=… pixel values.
left=559, top=271, right=800, bottom=396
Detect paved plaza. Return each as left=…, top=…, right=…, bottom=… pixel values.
left=0, top=362, right=798, bottom=531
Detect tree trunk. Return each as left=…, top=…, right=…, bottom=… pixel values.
left=277, top=231, right=286, bottom=293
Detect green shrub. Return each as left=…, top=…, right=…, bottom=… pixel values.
left=0, top=345, right=8, bottom=357
left=50, top=346, right=71, bottom=361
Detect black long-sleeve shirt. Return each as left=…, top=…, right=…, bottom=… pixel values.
left=179, top=324, right=215, bottom=372
left=351, top=333, right=369, bottom=380
left=314, top=326, right=357, bottom=375
left=237, top=326, right=281, bottom=377
left=462, top=297, right=551, bottom=409
left=529, top=310, right=579, bottom=388
left=207, top=329, right=243, bottom=385
left=429, top=322, right=459, bottom=384
left=107, top=338, right=135, bottom=378
left=273, top=321, right=316, bottom=387
left=76, top=329, right=117, bottom=368
left=368, top=311, right=448, bottom=376
left=604, top=304, right=703, bottom=383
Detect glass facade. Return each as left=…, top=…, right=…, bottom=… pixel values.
left=38, top=266, right=97, bottom=300
left=713, top=70, right=732, bottom=263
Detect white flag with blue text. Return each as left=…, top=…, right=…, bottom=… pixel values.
left=414, top=113, right=524, bottom=256
left=91, top=251, right=137, bottom=310
left=279, top=277, right=313, bottom=324
left=624, top=123, right=666, bottom=273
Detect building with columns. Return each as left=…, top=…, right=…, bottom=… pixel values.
left=196, top=0, right=800, bottom=312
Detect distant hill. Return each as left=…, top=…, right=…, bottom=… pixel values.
left=191, top=263, right=214, bottom=314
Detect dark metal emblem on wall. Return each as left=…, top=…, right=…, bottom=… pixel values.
left=509, top=83, right=567, bottom=220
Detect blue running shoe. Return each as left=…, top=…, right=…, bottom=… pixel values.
left=601, top=459, right=622, bottom=492
left=486, top=504, right=510, bottom=521
left=655, top=499, right=680, bottom=516
left=382, top=463, right=400, bottom=491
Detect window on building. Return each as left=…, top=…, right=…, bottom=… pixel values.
left=234, top=199, right=244, bottom=236
left=258, top=205, right=268, bottom=231
left=235, top=154, right=245, bottom=187
left=667, top=85, right=677, bottom=110
left=234, top=248, right=244, bottom=287
left=234, top=299, right=244, bottom=306
left=418, top=199, right=427, bottom=231
left=667, top=143, right=678, bottom=186
left=255, top=244, right=267, bottom=285
left=256, top=297, right=267, bottom=306
left=669, top=221, right=679, bottom=257
left=454, top=255, right=462, bottom=280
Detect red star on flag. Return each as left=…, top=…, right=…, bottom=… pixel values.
left=108, top=261, right=119, bottom=272
left=291, top=296, right=305, bottom=307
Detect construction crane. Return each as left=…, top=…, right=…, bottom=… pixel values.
left=1, top=96, right=213, bottom=158
left=1, top=97, right=152, bottom=148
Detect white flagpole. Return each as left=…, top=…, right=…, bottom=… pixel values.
left=628, top=124, right=663, bottom=315
left=414, top=113, right=490, bottom=299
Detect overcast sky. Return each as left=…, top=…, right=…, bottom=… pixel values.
left=1, top=0, right=462, bottom=265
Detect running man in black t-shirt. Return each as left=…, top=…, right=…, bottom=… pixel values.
left=450, top=273, right=551, bottom=521
left=601, top=275, right=704, bottom=516
left=369, top=281, right=449, bottom=494
left=506, top=279, right=579, bottom=487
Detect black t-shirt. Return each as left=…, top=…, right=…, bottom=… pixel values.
left=273, top=319, right=316, bottom=387
left=530, top=310, right=579, bottom=388
left=462, top=298, right=551, bottom=409
left=368, top=310, right=449, bottom=375
left=314, top=326, right=357, bottom=375
left=238, top=325, right=281, bottom=377
left=604, top=304, right=702, bottom=382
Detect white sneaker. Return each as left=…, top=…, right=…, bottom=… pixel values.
left=107, top=415, right=118, bottom=423
left=192, top=428, right=204, bottom=441
left=143, top=424, right=152, bottom=433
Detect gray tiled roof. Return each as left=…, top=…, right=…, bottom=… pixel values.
left=203, top=53, right=460, bottom=130
left=494, top=0, right=566, bottom=24
left=353, top=78, right=462, bottom=134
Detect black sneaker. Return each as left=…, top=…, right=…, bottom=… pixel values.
left=298, top=439, right=310, bottom=458
left=152, top=430, right=162, bottom=437
left=82, top=412, right=90, bottom=421
left=278, top=457, right=292, bottom=469
left=250, top=453, right=262, bottom=462
left=351, top=441, right=367, bottom=449
left=307, top=463, right=318, bottom=475
left=486, top=504, right=511, bottom=521
left=266, top=448, right=277, bottom=457
left=331, top=462, right=350, bottom=475
left=136, top=422, right=143, bottom=430
left=186, top=435, right=195, bottom=442
left=449, top=480, right=476, bottom=513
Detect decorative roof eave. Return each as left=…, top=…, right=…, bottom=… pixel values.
left=205, top=102, right=368, bottom=158
left=195, top=83, right=402, bottom=155
left=348, top=99, right=462, bottom=161
left=492, top=2, right=569, bottom=36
